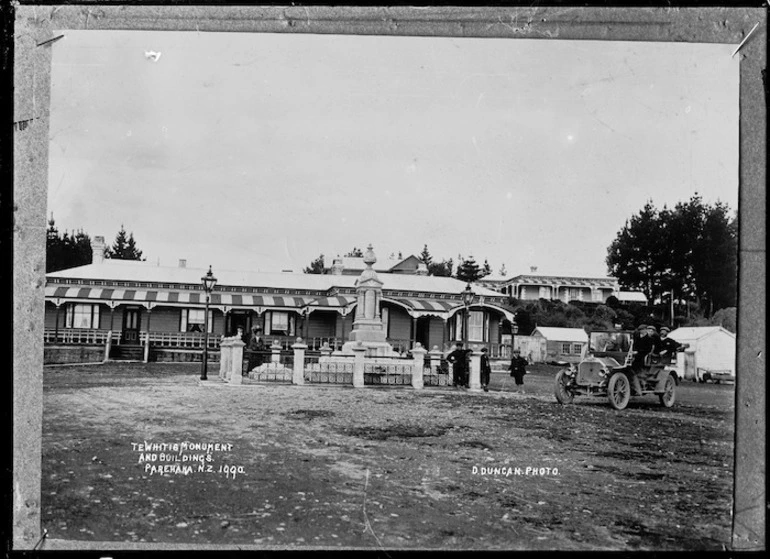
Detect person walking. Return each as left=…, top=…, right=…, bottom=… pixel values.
left=508, top=349, right=528, bottom=394
left=480, top=347, right=492, bottom=392
left=447, top=342, right=471, bottom=388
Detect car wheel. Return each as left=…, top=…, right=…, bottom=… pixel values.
left=554, top=369, right=574, bottom=404
left=607, top=372, right=631, bottom=410
left=658, top=373, right=676, bottom=408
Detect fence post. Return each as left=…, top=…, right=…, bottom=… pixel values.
left=292, top=338, right=307, bottom=385
left=271, top=341, right=282, bottom=364
left=320, top=342, right=332, bottom=361
left=143, top=333, right=150, bottom=363
left=469, top=350, right=482, bottom=392
left=429, top=345, right=442, bottom=374
left=219, top=337, right=230, bottom=380
left=230, top=338, right=245, bottom=385
left=104, top=331, right=112, bottom=362
left=352, top=343, right=366, bottom=388
left=411, top=344, right=427, bottom=390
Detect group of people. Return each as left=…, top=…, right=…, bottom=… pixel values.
left=629, top=323, right=687, bottom=394
left=631, top=324, right=685, bottom=370
left=445, top=342, right=529, bottom=394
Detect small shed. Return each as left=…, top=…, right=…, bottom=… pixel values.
left=669, top=326, right=736, bottom=381
left=531, top=327, right=589, bottom=364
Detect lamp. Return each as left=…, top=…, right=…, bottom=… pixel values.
left=461, top=283, right=475, bottom=346
left=200, top=265, right=217, bottom=380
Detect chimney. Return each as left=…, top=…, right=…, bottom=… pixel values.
left=178, top=259, right=187, bottom=268
left=92, top=236, right=106, bottom=264
left=530, top=266, right=538, bottom=274
left=331, top=255, right=344, bottom=275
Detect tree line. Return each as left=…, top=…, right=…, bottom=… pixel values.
left=46, top=217, right=145, bottom=273
left=606, top=194, right=736, bottom=317
left=304, top=244, right=500, bottom=283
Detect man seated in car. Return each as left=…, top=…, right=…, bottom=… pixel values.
left=656, top=326, right=688, bottom=361
left=630, top=324, right=655, bottom=394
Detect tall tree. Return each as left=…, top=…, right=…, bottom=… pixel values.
left=455, top=255, right=483, bottom=283
left=606, top=201, right=664, bottom=302
left=419, top=244, right=433, bottom=267
left=45, top=216, right=93, bottom=272
left=105, top=225, right=144, bottom=260
left=303, top=254, right=325, bottom=274
left=607, top=196, right=737, bottom=316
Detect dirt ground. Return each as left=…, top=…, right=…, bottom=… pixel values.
left=40, top=362, right=735, bottom=550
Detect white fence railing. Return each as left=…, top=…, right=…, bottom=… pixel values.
left=44, top=328, right=111, bottom=345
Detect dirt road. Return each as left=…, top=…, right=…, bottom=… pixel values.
left=41, top=363, right=734, bottom=550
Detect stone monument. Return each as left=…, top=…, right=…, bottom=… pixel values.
left=340, top=245, right=398, bottom=357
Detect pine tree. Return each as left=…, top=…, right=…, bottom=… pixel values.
left=105, top=225, right=145, bottom=260
left=456, top=255, right=483, bottom=283
left=419, top=244, right=433, bottom=266
left=45, top=216, right=93, bottom=272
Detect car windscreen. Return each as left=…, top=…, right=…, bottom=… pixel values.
left=589, top=332, right=631, bottom=352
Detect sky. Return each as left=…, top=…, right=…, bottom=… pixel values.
left=47, top=30, right=739, bottom=278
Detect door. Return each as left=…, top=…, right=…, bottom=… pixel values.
left=230, top=312, right=250, bottom=337
left=121, top=308, right=141, bottom=344
left=415, top=317, right=431, bottom=349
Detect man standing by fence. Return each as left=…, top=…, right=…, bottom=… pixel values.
left=446, top=342, right=471, bottom=388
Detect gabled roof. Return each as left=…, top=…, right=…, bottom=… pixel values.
left=531, top=327, right=589, bottom=343
left=46, top=260, right=504, bottom=297
left=327, top=254, right=420, bottom=273
left=669, top=326, right=736, bottom=341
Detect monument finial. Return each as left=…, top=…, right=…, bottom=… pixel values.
left=363, top=244, right=376, bottom=267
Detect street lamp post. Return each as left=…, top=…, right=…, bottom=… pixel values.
left=200, top=265, right=217, bottom=381
left=461, top=283, right=475, bottom=347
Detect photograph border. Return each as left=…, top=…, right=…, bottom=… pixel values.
left=12, top=4, right=766, bottom=551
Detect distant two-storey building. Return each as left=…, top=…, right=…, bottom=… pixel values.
left=475, top=267, right=647, bottom=305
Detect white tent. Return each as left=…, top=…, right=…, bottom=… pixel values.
left=669, top=326, right=736, bottom=381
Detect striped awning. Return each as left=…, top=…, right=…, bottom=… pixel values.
left=392, top=298, right=460, bottom=314
left=307, top=295, right=357, bottom=308
left=44, top=285, right=314, bottom=309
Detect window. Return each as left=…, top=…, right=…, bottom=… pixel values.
left=593, top=290, right=604, bottom=302
left=569, top=288, right=583, bottom=301
left=539, top=286, right=550, bottom=299
left=573, top=343, right=583, bottom=355
left=264, top=311, right=295, bottom=336
left=468, top=310, right=484, bottom=342
left=65, top=304, right=100, bottom=329
left=181, top=309, right=213, bottom=333
left=561, top=343, right=572, bottom=354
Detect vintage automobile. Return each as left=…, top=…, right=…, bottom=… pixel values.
left=553, top=330, right=680, bottom=410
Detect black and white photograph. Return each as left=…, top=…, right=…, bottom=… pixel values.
left=11, top=5, right=765, bottom=553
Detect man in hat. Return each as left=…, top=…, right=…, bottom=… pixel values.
left=657, top=326, right=688, bottom=359
left=446, top=342, right=471, bottom=388
left=630, top=324, right=654, bottom=395
left=508, top=349, right=528, bottom=394
left=480, top=347, right=492, bottom=392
